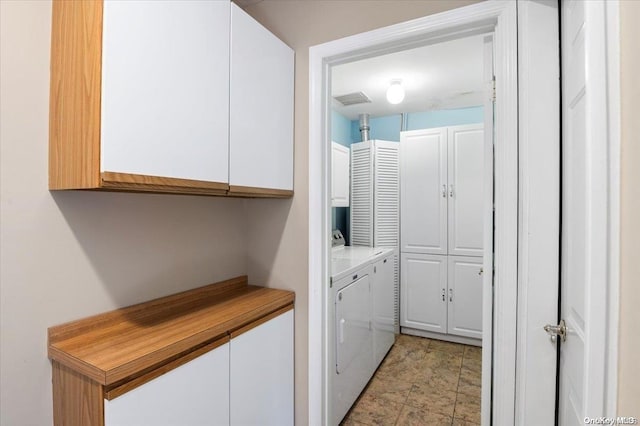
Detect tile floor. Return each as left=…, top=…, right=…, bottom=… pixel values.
left=340, top=334, right=482, bottom=426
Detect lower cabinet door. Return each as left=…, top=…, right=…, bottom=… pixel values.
left=400, top=253, right=447, bottom=333
left=230, top=309, right=294, bottom=426
left=447, top=256, right=483, bottom=339
left=104, top=342, right=230, bottom=426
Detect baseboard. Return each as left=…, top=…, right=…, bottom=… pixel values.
left=401, top=327, right=482, bottom=347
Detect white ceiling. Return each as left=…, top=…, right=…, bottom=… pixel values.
left=331, top=34, right=487, bottom=120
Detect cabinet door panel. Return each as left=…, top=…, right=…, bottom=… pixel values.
left=230, top=4, right=294, bottom=190
left=230, top=310, right=294, bottom=426
left=448, top=125, right=485, bottom=256
left=332, top=142, right=350, bottom=207
left=101, top=1, right=230, bottom=183
left=400, top=129, right=448, bottom=254
left=400, top=253, right=447, bottom=333
left=447, top=256, right=483, bottom=339
left=372, top=255, right=395, bottom=367
left=104, top=343, right=229, bottom=426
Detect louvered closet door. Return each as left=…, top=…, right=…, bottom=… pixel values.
left=400, top=128, right=448, bottom=255
left=350, top=141, right=374, bottom=246
left=447, top=124, right=485, bottom=256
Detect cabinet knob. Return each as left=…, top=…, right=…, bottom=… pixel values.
left=479, top=267, right=484, bottom=276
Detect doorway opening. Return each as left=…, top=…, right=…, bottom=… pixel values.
left=309, top=2, right=518, bottom=425
left=328, top=33, right=493, bottom=425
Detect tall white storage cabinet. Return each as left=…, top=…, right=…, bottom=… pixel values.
left=400, top=124, right=484, bottom=343
left=350, top=140, right=400, bottom=331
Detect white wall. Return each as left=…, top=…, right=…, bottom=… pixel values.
left=0, top=2, right=247, bottom=424
left=618, top=0, right=640, bottom=415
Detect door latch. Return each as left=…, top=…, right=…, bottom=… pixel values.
left=544, top=319, right=567, bottom=343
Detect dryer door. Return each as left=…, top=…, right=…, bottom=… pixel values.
left=335, top=274, right=372, bottom=374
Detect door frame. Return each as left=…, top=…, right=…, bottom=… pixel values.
left=309, top=2, right=517, bottom=424
left=308, top=0, right=621, bottom=424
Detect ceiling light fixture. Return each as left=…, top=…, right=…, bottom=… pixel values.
left=386, top=79, right=405, bottom=105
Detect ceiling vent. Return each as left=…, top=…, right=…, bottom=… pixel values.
left=334, top=92, right=372, bottom=106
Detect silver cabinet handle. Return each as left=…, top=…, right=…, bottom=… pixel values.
left=449, top=184, right=454, bottom=197
left=442, top=288, right=446, bottom=301
left=449, top=288, right=453, bottom=302
left=442, top=185, right=447, bottom=198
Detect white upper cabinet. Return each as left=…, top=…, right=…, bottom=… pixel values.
left=448, top=124, right=485, bottom=256
left=229, top=4, right=295, bottom=194
left=400, top=128, right=448, bottom=255
left=332, top=142, right=350, bottom=207
left=101, top=0, right=230, bottom=183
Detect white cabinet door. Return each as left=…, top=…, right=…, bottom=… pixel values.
left=104, top=342, right=230, bottom=426
left=372, top=254, right=395, bottom=367
left=400, top=253, right=447, bottom=333
left=447, top=256, right=483, bottom=339
left=229, top=4, right=294, bottom=191
left=448, top=125, right=485, bottom=256
left=332, top=142, right=350, bottom=207
left=101, top=0, right=230, bottom=183
left=230, top=309, right=294, bottom=426
left=400, top=128, right=448, bottom=255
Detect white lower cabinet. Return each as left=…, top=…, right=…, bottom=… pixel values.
left=104, top=310, right=294, bottom=426
left=447, top=256, right=483, bottom=339
left=401, top=253, right=448, bottom=333
left=104, top=343, right=230, bottom=426
left=401, top=253, right=482, bottom=340
left=230, top=309, right=294, bottom=426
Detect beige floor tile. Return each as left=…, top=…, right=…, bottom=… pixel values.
left=456, top=378, right=481, bottom=399
left=395, top=334, right=432, bottom=350
left=396, top=405, right=453, bottom=426
left=405, top=383, right=457, bottom=417
left=451, top=418, right=480, bottom=426
left=463, top=346, right=482, bottom=361
left=420, top=349, right=463, bottom=370
left=386, top=341, right=428, bottom=363
left=454, top=393, right=481, bottom=424
left=461, top=356, right=482, bottom=372
left=345, top=393, right=403, bottom=426
left=459, top=366, right=481, bottom=388
left=377, top=352, right=424, bottom=383
left=421, top=368, right=460, bottom=392
left=428, top=340, right=465, bottom=356
left=364, top=377, right=413, bottom=404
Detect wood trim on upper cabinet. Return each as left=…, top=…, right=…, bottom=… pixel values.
left=101, top=172, right=229, bottom=196
left=52, top=360, right=104, bottom=426
left=228, top=185, right=294, bottom=198
left=49, top=0, right=103, bottom=190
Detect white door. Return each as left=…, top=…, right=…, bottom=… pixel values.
left=331, top=142, right=350, bottom=207
left=400, top=253, right=447, bottom=333
left=400, top=128, right=448, bottom=255
left=557, top=0, right=611, bottom=423
left=230, top=309, right=294, bottom=426
left=104, top=342, right=230, bottom=426
left=448, top=124, right=485, bottom=256
left=101, top=0, right=230, bottom=183
left=372, top=254, right=395, bottom=367
left=447, top=256, right=483, bottom=339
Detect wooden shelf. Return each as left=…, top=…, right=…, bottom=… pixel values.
left=48, top=276, right=295, bottom=386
